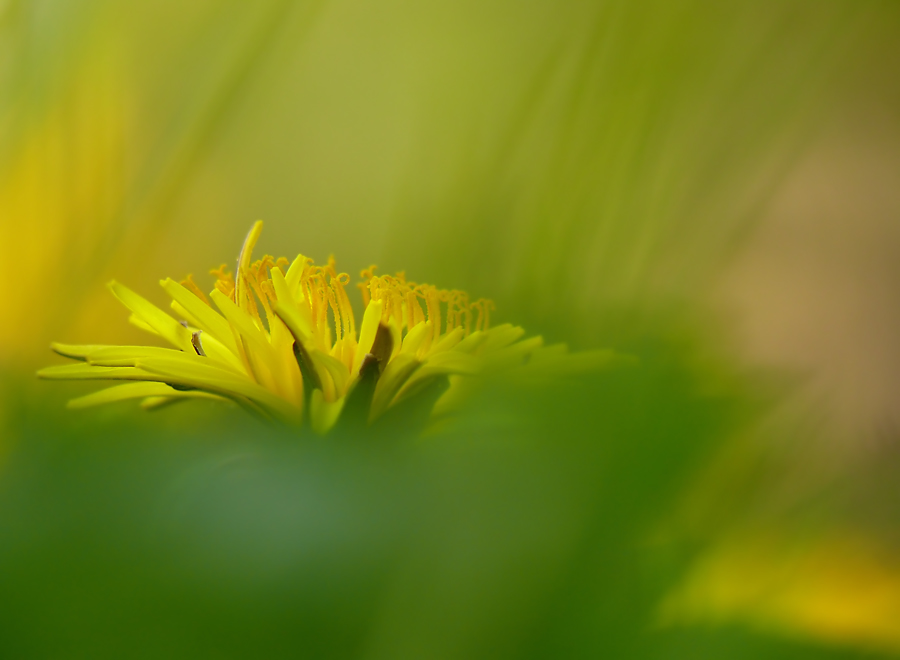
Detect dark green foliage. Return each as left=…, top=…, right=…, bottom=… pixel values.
left=1, top=343, right=891, bottom=658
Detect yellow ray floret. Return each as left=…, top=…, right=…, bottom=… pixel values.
left=38, top=221, right=610, bottom=434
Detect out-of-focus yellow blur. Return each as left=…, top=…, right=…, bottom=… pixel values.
left=0, top=41, right=130, bottom=365
left=662, top=532, right=900, bottom=652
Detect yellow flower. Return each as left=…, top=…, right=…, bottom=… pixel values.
left=39, top=222, right=613, bottom=434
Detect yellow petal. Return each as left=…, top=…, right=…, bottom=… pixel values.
left=135, top=355, right=300, bottom=424
left=422, top=351, right=481, bottom=374
left=67, top=382, right=223, bottom=409
left=480, top=324, right=525, bottom=353
left=353, top=299, right=383, bottom=375
left=210, top=288, right=273, bottom=360
left=170, top=300, right=202, bottom=330
left=39, top=360, right=281, bottom=421
left=235, top=220, right=264, bottom=313
left=310, top=388, right=345, bottom=435
left=312, top=350, right=350, bottom=397
left=85, top=345, right=186, bottom=366
left=452, top=330, right=488, bottom=354
left=128, top=313, right=160, bottom=336
left=400, top=321, right=432, bottom=356
left=161, top=278, right=238, bottom=352
left=283, top=254, right=311, bottom=301
left=271, top=267, right=313, bottom=336
left=51, top=343, right=114, bottom=361
left=266, top=313, right=305, bottom=404
left=140, top=396, right=177, bottom=410
left=368, top=353, right=420, bottom=422
left=428, top=326, right=465, bottom=355
left=391, top=351, right=480, bottom=407
left=429, top=374, right=473, bottom=419
left=482, top=335, right=544, bottom=371
left=37, top=363, right=155, bottom=381
left=108, top=280, right=193, bottom=352
left=273, top=300, right=336, bottom=400
left=188, top=331, right=247, bottom=374
left=209, top=288, right=283, bottom=395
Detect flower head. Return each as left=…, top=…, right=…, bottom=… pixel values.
left=39, top=222, right=612, bottom=434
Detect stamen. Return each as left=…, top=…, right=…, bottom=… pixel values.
left=181, top=274, right=210, bottom=305
left=211, top=263, right=235, bottom=298
left=245, top=269, right=274, bottom=328
left=358, top=265, right=377, bottom=306
left=358, top=267, right=491, bottom=343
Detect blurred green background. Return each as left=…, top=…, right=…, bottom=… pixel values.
left=2, top=0, right=900, bottom=656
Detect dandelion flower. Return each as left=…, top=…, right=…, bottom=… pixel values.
left=39, top=222, right=614, bottom=434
